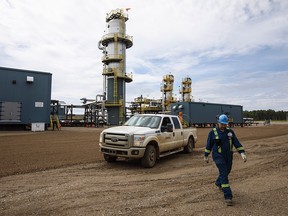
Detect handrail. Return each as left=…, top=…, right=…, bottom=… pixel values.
left=101, top=33, right=133, bottom=43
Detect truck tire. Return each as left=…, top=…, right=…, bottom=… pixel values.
left=104, top=154, right=117, bottom=162
left=184, top=137, right=194, bottom=153
left=141, top=145, right=156, bottom=168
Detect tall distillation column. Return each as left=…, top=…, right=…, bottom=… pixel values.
left=98, top=9, right=133, bottom=125
left=161, top=74, right=176, bottom=111
left=179, top=76, right=192, bottom=102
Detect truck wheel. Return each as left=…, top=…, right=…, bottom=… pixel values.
left=104, top=154, right=117, bottom=162
left=141, top=145, right=156, bottom=168
left=184, top=137, right=194, bottom=153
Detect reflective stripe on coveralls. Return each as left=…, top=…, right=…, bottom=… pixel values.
left=237, top=147, right=245, bottom=151
left=205, top=149, right=211, bottom=154
left=213, top=128, right=233, bottom=153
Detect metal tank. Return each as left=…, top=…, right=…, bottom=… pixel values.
left=180, top=76, right=192, bottom=102
left=98, top=8, right=133, bottom=125
left=161, top=74, right=176, bottom=111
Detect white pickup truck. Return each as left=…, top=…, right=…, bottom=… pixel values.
left=99, top=114, right=197, bottom=168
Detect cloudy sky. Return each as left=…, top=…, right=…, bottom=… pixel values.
left=1, top=0, right=287, bottom=111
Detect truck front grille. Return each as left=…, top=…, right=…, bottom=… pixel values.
left=103, top=133, right=131, bottom=148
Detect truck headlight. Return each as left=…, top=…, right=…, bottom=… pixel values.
left=134, top=135, right=145, bottom=147
left=99, top=133, right=103, bottom=144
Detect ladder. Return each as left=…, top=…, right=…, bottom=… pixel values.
left=50, top=115, right=61, bottom=130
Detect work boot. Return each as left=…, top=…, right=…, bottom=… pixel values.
left=225, top=199, right=233, bottom=206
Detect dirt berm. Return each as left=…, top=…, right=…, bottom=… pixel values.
left=0, top=124, right=287, bottom=215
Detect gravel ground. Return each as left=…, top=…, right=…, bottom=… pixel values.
left=0, top=124, right=288, bottom=215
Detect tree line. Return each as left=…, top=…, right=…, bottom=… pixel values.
left=243, top=109, right=288, bottom=121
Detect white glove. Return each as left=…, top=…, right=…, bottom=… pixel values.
left=241, top=153, right=247, bottom=162
left=204, top=156, right=209, bottom=163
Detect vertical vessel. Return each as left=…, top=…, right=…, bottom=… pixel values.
left=161, top=74, right=176, bottom=111
left=98, top=8, right=133, bottom=125
left=180, top=76, right=192, bottom=102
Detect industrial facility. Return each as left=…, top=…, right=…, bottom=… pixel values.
left=0, top=8, right=244, bottom=130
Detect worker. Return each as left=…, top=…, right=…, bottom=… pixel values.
left=204, top=114, right=247, bottom=206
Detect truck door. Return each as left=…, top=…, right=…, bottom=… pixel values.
left=172, top=116, right=184, bottom=148
left=158, top=117, right=174, bottom=152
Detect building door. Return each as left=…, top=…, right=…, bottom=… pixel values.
left=0, top=101, right=21, bottom=122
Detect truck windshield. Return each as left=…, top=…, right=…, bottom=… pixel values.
left=124, top=116, right=161, bottom=129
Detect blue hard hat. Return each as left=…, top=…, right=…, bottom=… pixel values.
left=218, top=114, right=228, bottom=124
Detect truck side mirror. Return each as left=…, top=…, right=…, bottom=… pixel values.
left=166, top=123, right=173, bottom=132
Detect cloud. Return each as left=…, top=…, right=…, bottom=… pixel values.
left=0, top=0, right=288, bottom=111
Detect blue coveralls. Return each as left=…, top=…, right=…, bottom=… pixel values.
left=204, top=127, right=245, bottom=200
